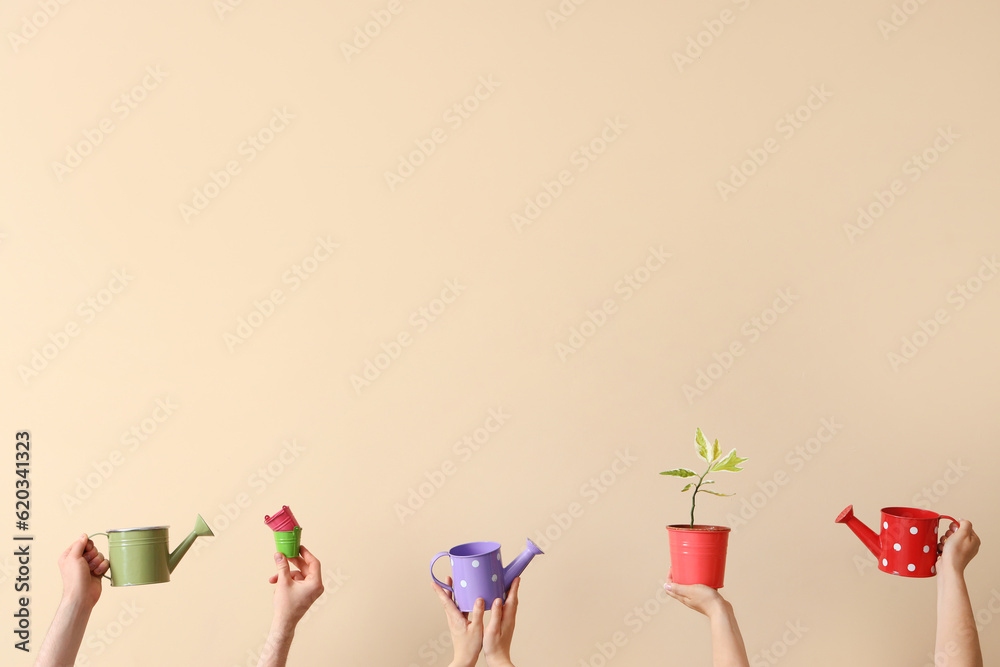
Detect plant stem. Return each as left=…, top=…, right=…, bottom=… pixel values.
left=690, top=463, right=711, bottom=528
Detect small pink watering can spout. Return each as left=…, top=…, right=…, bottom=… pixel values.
left=502, top=538, right=544, bottom=589
left=836, top=505, right=882, bottom=557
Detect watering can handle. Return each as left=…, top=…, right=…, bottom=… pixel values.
left=937, top=515, right=959, bottom=553
left=87, top=533, right=113, bottom=581
left=429, top=552, right=453, bottom=593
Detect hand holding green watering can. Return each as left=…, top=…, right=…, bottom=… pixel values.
left=88, top=515, right=214, bottom=587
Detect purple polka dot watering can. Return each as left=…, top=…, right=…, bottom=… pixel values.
left=430, top=539, right=543, bottom=612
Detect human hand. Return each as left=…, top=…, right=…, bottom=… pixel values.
left=664, top=569, right=729, bottom=619
left=432, top=576, right=484, bottom=667
left=938, top=519, right=980, bottom=575
left=483, top=577, right=519, bottom=667
left=268, top=545, right=324, bottom=630
left=58, top=534, right=109, bottom=609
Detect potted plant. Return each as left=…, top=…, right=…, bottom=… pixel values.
left=660, top=428, right=748, bottom=588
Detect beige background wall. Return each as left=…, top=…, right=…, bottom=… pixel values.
left=2, top=1, right=998, bottom=666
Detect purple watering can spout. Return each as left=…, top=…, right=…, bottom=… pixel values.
left=502, top=538, right=544, bottom=589
left=835, top=504, right=880, bottom=558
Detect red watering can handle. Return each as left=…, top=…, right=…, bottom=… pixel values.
left=937, top=515, right=959, bottom=553
left=87, top=532, right=113, bottom=581
left=429, top=552, right=453, bottom=593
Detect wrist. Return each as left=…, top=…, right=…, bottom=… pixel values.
left=937, top=562, right=966, bottom=581
left=705, top=597, right=733, bottom=621
left=269, top=614, right=298, bottom=639
left=59, top=593, right=96, bottom=617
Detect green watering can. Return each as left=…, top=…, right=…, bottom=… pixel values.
left=90, top=514, right=215, bottom=586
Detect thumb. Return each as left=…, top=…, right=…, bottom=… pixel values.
left=664, top=580, right=689, bottom=602
left=274, top=552, right=291, bottom=583
left=68, top=534, right=88, bottom=559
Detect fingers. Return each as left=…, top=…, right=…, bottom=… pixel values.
left=92, top=558, right=110, bottom=577
left=486, top=598, right=503, bottom=635
left=87, top=547, right=108, bottom=574
left=298, top=545, right=322, bottom=580
left=269, top=574, right=279, bottom=584
left=84, top=547, right=100, bottom=564
left=940, top=519, right=968, bottom=548
left=664, top=579, right=687, bottom=600
left=432, top=578, right=465, bottom=626
left=507, top=577, right=520, bottom=607
left=298, top=545, right=318, bottom=563
left=469, top=597, right=486, bottom=630
left=274, top=552, right=291, bottom=583
left=503, top=578, right=519, bottom=631
left=432, top=580, right=454, bottom=605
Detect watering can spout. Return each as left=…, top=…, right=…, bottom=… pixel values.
left=835, top=505, right=880, bottom=557
left=167, top=514, right=215, bottom=573
left=502, top=538, right=543, bottom=589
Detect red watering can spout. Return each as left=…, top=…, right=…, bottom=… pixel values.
left=836, top=505, right=880, bottom=557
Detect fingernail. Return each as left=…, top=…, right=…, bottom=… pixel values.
left=664, top=583, right=672, bottom=591
left=274, top=553, right=283, bottom=563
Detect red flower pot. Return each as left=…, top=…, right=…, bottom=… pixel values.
left=666, top=524, right=731, bottom=589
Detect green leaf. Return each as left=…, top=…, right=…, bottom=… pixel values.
left=680, top=483, right=694, bottom=492
left=710, top=449, right=748, bottom=473
left=660, top=468, right=697, bottom=478
left=711, top=438, right=721, bottom=462
left=700, top=490, right=734, bottom=497
left=695, top=428, right=710, bottom=463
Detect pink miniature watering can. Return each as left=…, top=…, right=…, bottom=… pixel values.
left=264, top=506, right=299, bottom=532
left=836, top=505, right=956, bottom=577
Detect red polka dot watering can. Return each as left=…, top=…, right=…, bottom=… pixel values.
left=836, top=505, right=956, bottom=577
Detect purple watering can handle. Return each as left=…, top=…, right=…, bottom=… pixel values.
left=429, top=552, right=453, bottom=593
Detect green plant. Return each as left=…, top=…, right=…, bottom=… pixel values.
left=660, top=428, right=748, bottom=528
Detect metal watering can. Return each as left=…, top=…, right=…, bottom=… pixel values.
left=431, top=539, right=543, bottom=612
left=90, top=514, right=215, bottom=586
left=836, top=505, right=956, bottom=577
